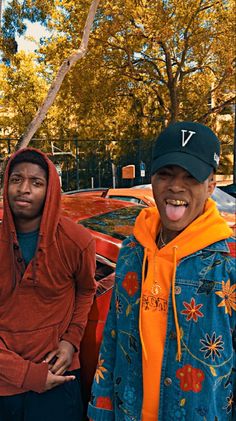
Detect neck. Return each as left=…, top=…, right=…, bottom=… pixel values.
left=157, top=226, right=180, bottom=248
left=14, top=216, right=41, bottom=233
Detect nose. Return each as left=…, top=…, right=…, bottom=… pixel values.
left=17, top=179, right=31, bottom=194
left=168, top=176, right=186, bottom=193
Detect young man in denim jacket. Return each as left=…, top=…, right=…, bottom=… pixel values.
left=88, top=121, right=236, bottom=420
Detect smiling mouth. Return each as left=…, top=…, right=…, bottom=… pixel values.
left=166, top=199, right=188, bottom=207
left=165, top=199, right=188, bottom=221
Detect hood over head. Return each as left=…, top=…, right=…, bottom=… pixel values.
left=1, top=147, right=61, bottom=246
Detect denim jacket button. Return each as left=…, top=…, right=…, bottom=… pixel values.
left=164, top=377, right=172, bottom=386
left=175, top=286, right=181, bottom=294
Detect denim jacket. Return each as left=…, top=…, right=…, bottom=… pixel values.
left=88, top=235, right=236, bottom=421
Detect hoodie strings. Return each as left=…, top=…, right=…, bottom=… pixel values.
left=139, top=247, right=148, bottom=360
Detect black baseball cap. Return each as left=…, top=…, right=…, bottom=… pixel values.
left=151, top=121, right=220, bottom=182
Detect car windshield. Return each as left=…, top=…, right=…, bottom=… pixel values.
left=79, top=205, right=144, bottom=240
left=212, top=188, right=236, bottom=213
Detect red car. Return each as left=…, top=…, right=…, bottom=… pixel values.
left=61, top=194, right=146, bottom=408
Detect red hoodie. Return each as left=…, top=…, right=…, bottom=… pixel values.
left=0, top=148, right=96, bottom=395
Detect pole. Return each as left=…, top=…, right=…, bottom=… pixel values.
left=74, top=136, right=79, bottom=190
left=111, top=162, right=116, bottom=188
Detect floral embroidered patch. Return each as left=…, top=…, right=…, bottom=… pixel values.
left=227, top=241, right=236, bottom=258
left=223, top=392, right=233, bottom=414
left=176, top=364, right=205, bottom=393
left=116, top=296, right=123, bottom=314
left=122, top=272, right=139, bottom=296
left=127, top=241, right=137, bottom=248
left=181, top=298, right=204, bottom=322
left=215, top=279, right=236, bottom=315
left=96, top=396, right=113, bottom=410
left=95, top=355, right=107, bottom=383
left=200, top=332, right=224, bottom=360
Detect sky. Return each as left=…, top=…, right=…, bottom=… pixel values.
left=2, top=0, right=48, bottom=52
left=16, top=21, right=49, bottom=52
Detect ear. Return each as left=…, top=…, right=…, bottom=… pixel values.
left=207, top=174, right=216, bottom=197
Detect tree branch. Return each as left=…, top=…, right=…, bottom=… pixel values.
left=17, top=0, right=101, bottom=149
left=199, top=96, right=236, bottom=122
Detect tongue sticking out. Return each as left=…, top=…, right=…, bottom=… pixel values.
left=166, top=204, right=186, bottom=221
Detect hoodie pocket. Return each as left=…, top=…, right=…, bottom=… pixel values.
left=0, top=324, right=59, bottom=363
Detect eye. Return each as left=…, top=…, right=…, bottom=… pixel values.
left=9, top=176, right=21, bottom=184
left=157, top=169, right=172, bottom=179
left=32, top=179, right=44, bottom=187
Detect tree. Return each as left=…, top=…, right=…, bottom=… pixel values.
left=0, top=0, right=235, bottom=173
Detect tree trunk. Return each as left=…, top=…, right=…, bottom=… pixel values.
left=16, top=0, right=100, bottom=150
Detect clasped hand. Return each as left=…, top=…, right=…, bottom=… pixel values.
left=43, top=340, right=76, bottom=391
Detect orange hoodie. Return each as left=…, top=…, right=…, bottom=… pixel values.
left=0, top=148, right=96, bottom=395
left=133, top=199, right=232, bottom=421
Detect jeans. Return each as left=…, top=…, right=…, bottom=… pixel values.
left=0, top=370, right=84, bottom=421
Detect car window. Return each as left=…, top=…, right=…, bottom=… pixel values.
left=79, top=206, right=144, bottom=240
left=109, top=195, right=141, bottom=204
left=212, top=188, right=236, bottom=214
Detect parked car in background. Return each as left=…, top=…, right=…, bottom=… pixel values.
left=105, top=187, right=155, bottom=206
left=105, top=185, right=236, bottom=234
left=218, top=183, right=236, bottom=199
left=61, top=194, right=146, bottom=409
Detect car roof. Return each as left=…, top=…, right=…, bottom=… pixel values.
left=107, top=187, right=155, bottom=206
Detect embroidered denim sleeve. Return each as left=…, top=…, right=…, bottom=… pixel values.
left=87, top=280, right=117, bottom=421
left=88, top=236, right=143, bottom=421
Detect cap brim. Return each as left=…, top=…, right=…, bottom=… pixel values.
left=151, top=152, right=213, bottom=182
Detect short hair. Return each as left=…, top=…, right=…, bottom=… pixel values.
left=9, top=150, right=49, bottom=179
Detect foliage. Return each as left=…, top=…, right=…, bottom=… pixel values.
left=0, top=0, right=235, bottom=174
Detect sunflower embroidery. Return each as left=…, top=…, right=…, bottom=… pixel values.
left=223, top=392, right=234, bottom=414
left=95, top=355, right=107, bottom=383
left=181, top=298, right=204, bottom=322
left=115, top=296, right=123, bottom=314
left=215, top=280, right=236, bottom=316
left=200, top=332, right=224, bottom=361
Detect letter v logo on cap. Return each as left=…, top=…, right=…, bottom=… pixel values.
left=181, top=130, right=196, bottom=147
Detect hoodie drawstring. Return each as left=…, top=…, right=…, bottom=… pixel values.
left=139, top=248, right=148, bottom=360
left=171, top=245, right=182, bottom=362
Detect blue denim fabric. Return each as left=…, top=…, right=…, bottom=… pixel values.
left=88, top=236, right=236, bottom=421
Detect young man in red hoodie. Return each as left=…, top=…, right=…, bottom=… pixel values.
left=0, top=148, right=96, bottom=421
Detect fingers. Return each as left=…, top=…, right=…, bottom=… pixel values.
left=50, top=355, right=68, bottom=375
left=63, top=375, right=76, bottom=383
left=44, top=349, right=58, bottom=364
left=45, top=371, right=76, bottom=391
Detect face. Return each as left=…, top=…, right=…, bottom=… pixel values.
left=151, top=165, right=215, bottom=238
left=8, top=162, right=47, bottom=230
